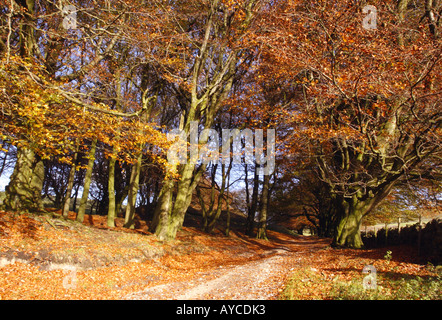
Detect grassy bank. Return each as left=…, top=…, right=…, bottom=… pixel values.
left=281, top=251, right=442, bottom=300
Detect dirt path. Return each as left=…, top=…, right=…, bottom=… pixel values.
left=125, top=245, right=322, bottom=300
left=0, top=210, right=333, bottom=300
left=2, top=211, right=439, bottom=300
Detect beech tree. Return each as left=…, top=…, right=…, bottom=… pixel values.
left=1, top=0, right=439, bottom=249
left=256, top=0, right=442, bottom=247
left=149, top=0, right=261, bottom=240
left=0, top=0, right=169, bottom=213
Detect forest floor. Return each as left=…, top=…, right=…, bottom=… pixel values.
left=0, top=210, right=440, bottom=300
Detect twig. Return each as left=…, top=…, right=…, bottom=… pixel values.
left=45, top=217, right=58, bottom=230
left=6, top=0, right=13, bottom=64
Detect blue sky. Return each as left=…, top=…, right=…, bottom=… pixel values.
left=0, top=171, right=11, bottom=191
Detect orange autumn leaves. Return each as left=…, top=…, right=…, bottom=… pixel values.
left=241, top=0, right=442, bottom=181
left=253, top=0, right=441, bottom=122
left=1, top=210, right=439, bottom=300
left=0, top=55, right=169, bottom=167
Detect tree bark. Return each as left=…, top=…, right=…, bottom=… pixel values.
left=331, top=182, right=395, bottom=249
left=4, top=147, right=44, bottom=211
left=18, top=0, right=37, bottom=57
left=198, top=164, right=217, bottom=230
left=397, top=0, right=411, bottom=46
left=62, top=150, right=78, bottom=217
left=225, top=171, right=231, bottom=237
left=246, top=165, right=259, bottom=236
left=150, top=158, right=207, bottom=241
left=154, top=162, right=195, bottom=240
left=107, top=155, right=117, bottom=227
left=124, top=153, right=142, bottom=229
left=206, top=162, right=230, bottom=233
left=256, top=171, right=269, bottom=240
left=424, top=0, right=438, bottom=38
left=332, top=198, right=365, bottom=248
left=149, top=175, right=174, bottom=237
left=76, top=139, right=97, bottom=222
left=3, top=1, right=44, bottom=212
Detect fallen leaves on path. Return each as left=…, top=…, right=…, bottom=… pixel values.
left=0, top=211, right=439, bottom=300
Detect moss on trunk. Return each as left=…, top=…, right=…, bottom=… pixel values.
left=332, top=197, right=370, bottom=249
left=4, top=147, right=44, bottom=211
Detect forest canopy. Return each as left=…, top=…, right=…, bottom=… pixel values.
left=0, top=0, right=440, bottom=248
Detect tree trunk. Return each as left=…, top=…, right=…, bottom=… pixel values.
left=150, top=113, right=207, bottom=240
left=162, top=163, right=195, bottom=240
left=246, top=165, right=259, bottom=236
left=4, top=147, right=44, bottom=211
left=4, top=1, right=42, bottom=212
left=199, top=164, right=217, bottom=230
left=329, top=165, right=398, bottom=248
left=148, top=0, right=252, bottom=241
left=206, top=162, right=228, bottom=233
left=196, top=186, right=208, bottom=226
left=62, top=151, right=78, bottom=217
left=256, top=172, right=269, bottom=240
left=115, top=183, right=129, bottom=221
left=18, top=0, right=37, bottom=57
left=149, top=176, right=174, bottom=237
left=397, top=0, right=411, bottom=46
left=107, top=155, right=117, bottom=227
left=151, top=161, right=198, bottom=241
left=71, top=180, right=81, bottom=213
left=124, top=153, right=142, bottom=229
left=76, top=139, right=97, bottom=222
left=333, top=210, right=364, bottom=248
left=206, top=189, right=224, bottom=234
left=225, top=197, right=231, bottom=237
left=332, top=196, right=372, bottom=249
left=225, top=166, right=231, bottom=237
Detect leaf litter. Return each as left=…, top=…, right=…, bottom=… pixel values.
left=0, top=211, right=439, bottom=300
